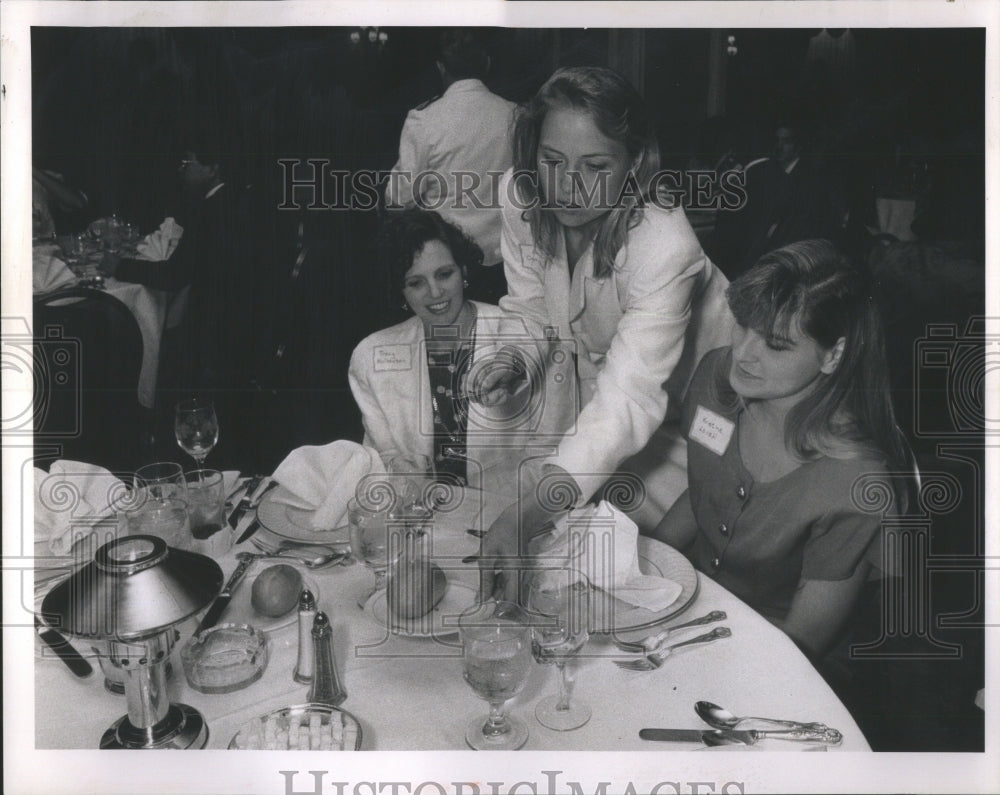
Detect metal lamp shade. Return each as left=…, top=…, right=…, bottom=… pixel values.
left=40, top=535, right=223, bottom=641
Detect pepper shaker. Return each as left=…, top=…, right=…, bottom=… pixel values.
left=293, top=589, right=317, bottom=684
left=307, top=611, right=347, bottom=706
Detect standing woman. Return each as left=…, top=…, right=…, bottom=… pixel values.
left=650, top=240, right=911, bottom=658
left=479, top=66, right=733, bottom=595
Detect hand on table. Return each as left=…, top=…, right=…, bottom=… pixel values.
left=477, top=464, right=581, bottom=603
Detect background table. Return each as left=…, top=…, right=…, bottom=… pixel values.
left=33, top=487, right=869, bottom=751
left=33, top=242, right=174, bottom=408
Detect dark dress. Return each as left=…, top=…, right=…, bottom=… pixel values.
left=681, top=347, right=891, bottom=621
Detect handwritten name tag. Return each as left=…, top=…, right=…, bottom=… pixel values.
left=373, top=344, right=412, bottom=372
left=689, top=405, right=735, bottom=456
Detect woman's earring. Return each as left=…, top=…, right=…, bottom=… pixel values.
left=463, top=279, right=469, bottom=288
left=401, top=302, right=411, bottom=312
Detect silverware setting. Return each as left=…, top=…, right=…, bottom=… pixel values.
left=227, top=474, right=265, bottom=528
left=235, top=481, right=281, bottom=544
left=614, top=626, right=732, bottom=671
left=694, top=700, right=834, bottom=734
left=238, top=547, right=350, bottom=570
left=610, top=610, right=727, bottom=653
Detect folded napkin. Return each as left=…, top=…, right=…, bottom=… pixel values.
left=271, top=440, right=385, bottom=530
left=537, top=501, right=682, bottom=612
left=34, top=461, right=127, bottom=557
left=32, top=246, right=77, bottom=293
left=135, top=216, right=184, bottom=261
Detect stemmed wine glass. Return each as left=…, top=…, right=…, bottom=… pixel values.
left=525, top=567, right=593, bottom=731
left=459, top=601, right=533, bottom=751
left=174, top=399, right=219, bottom=471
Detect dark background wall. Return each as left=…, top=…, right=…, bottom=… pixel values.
left=30, top=25, right=985, bottom=458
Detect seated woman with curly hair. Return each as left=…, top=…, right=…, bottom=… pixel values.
left=349, top=208, right=573, bottom=495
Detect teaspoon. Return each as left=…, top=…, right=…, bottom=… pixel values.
left=695, top=701, right=830, bottom=733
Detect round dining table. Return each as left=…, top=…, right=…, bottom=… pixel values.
left=33, top=484, right=870, bottom=754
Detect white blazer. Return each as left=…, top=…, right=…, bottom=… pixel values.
left=348, top=302, right=575, bottom=498
left=498, top=169, right=735, bottom=505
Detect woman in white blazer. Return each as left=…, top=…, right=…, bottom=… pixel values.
left=479, top=66, right=735, bottom=598
left=348, top=209, right=572, bottom=500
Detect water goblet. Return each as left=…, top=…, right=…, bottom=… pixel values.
left=174, top=399, right=219, bottom=469
left=459, top=601, right=533, bottom=750
left=525, top=567, right=592, bottom=731
left=381, top=453, right=432, bottom=509
left=348, top=496, right=395, bottom=608
left=133, top=462, right=186, bottom=504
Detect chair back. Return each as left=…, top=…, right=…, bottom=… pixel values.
left=34, top=287, right=145, bottom=471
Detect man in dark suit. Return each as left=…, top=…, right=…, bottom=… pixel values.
left=103, top=146, right=267, bottom=468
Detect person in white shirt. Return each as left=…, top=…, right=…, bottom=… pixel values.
left=476, top=66, right=734, bottom=600
left=384, top=30, right=517, bottom=303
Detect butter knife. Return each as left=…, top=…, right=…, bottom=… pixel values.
left=639, top=727, right=844, bottom=746
left=228, top=474, right=264, bottom=528
left=35, top=615, right=94, bottom=678
left=194, top=555, right=255, bottom=636
left=235, top=480, right=280, bottom=544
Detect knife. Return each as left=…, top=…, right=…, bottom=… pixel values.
left=228, top=474, right=264, bottom=528
left=194, top=555, right=255, bottom=636
left=35, top=615, right=94, bottom=678
left=639, top=727, right=843, bottom=746
left=235, top=480, right=280, bottom=544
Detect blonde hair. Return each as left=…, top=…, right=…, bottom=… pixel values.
left=511, top=66, right=660, bottom=279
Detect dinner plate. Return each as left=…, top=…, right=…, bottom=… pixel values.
left=588, top=536, right=698, bottom=634
left=255, top=484, right=350, bottom=544
left=229, top=703, right=362, bottom=750
left=218, top=561, right=320, bottom=633
left=365, top=580, right=478, bottom=638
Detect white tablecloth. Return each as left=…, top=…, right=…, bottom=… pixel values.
left=33, top=487, right=869, bottom=752
left=33, top=243, right=172, bottom=408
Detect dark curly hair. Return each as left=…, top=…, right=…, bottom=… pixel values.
left=379, top=208, right=484, bottom=296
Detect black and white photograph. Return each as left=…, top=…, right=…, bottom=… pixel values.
left=2, top=2, right=996, bottom=793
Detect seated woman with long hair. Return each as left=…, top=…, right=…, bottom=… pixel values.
left=349, top=208, right=571, bottom=495
left=650, top=239, right=910, bottom=658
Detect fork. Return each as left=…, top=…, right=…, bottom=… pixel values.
left=611, top=610, right=727, bottom=653
left=614, top=627, right=732, bottom=671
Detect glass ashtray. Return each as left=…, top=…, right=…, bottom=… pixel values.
left=228, top=703, right=363, bottom=750
left=180, top=623, right=268, bottom=694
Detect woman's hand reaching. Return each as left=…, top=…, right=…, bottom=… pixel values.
left=477, top=464, right=581, bottom=603
left=464, top=346, right=530, bottom=407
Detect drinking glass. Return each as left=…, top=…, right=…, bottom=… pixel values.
left=133, top=462, right=186, bottom=504
left=183, top=469, right=229, bottom=556
left=124, top=496, right=191, bottom=550
left=348, top=496, right=395, bottom=608
left=459, top=601, right=533, bottom=751
left=174, top=399, right=219, bottom=468
left=525, top=567, right=592, bottom=731
left=381, top=453, right=432, bottom=509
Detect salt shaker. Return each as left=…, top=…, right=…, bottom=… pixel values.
left=307, top=611, right=347, bottom=706
left=293, top=589, right=317, bottom=684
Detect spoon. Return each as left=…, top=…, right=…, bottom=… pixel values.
left=237, top=547, right=347, bottom=570
left=695, top=701, right=831, bottom=734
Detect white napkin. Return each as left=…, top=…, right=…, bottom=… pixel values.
left=135, top=217, right=184, bottom=261
left=271, top=440, right=385, bottom=530
left=32, top=246, right=77, bottom=293
left=539, top=501, right=682, bottom=612
left=34, top=461, right=127, bottom=557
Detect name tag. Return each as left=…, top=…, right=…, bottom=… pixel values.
left=373, top=344, right=412, bottom=372
left=689, top=405, right=735, bottom=456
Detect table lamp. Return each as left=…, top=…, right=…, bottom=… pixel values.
left=40, top=534, right=223, bottom=749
